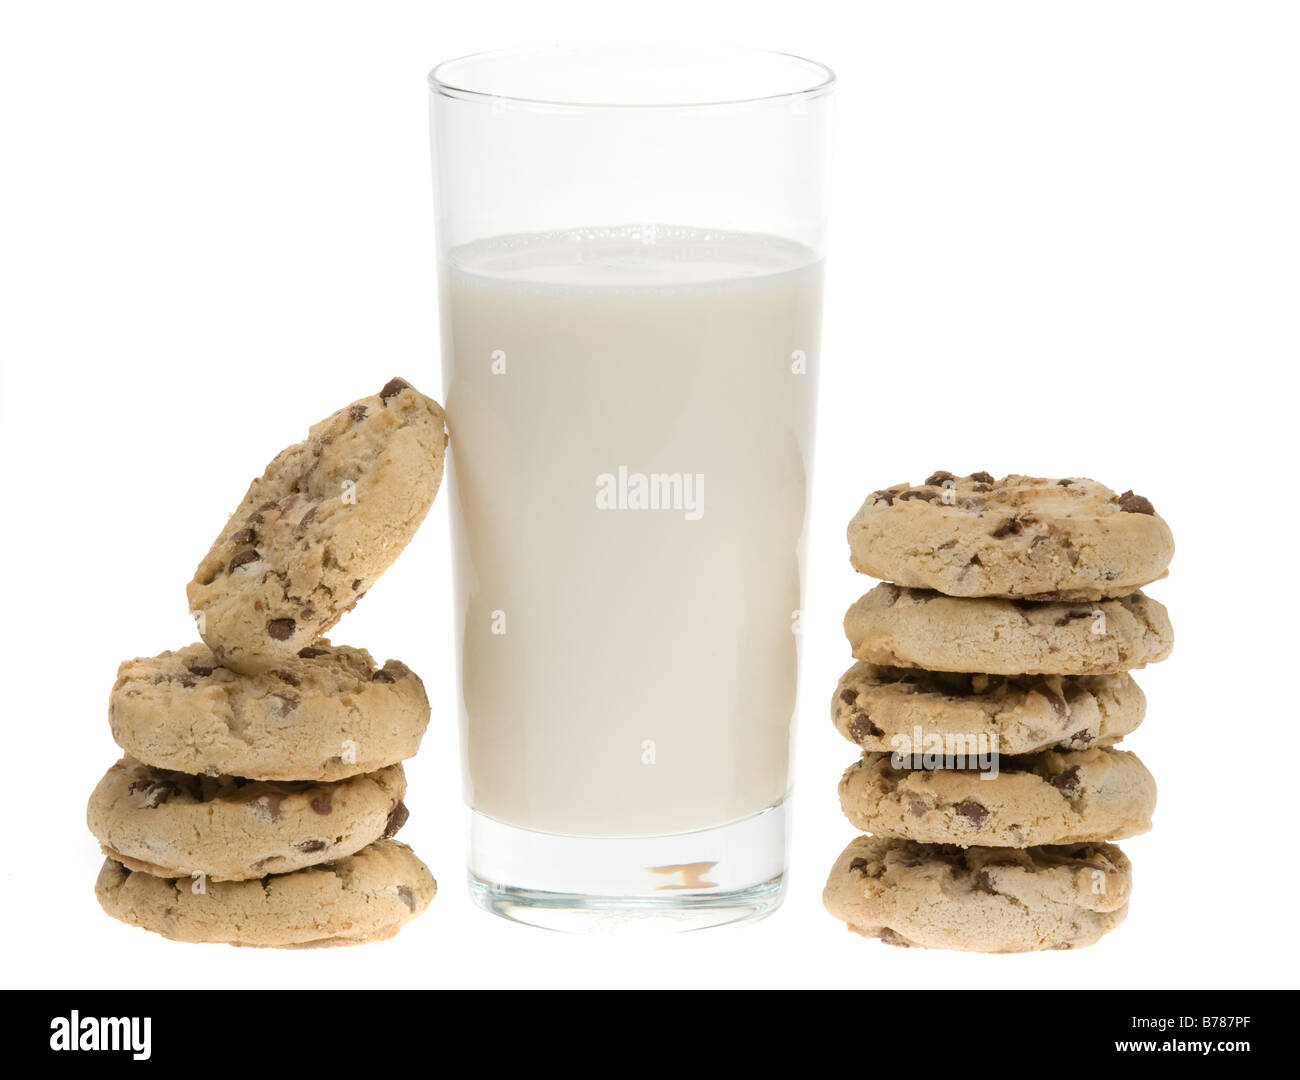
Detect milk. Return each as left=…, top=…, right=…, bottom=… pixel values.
left=441, top=226, right=822, bottom=838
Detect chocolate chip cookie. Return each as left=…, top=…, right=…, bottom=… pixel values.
left=95, top=838, right=435, bottom=948
left=187, top=378, right=447, bottom=673
left=109, top=641, right=429, bottom=780
left=838, top=746, right=1156, bottom=846
left=824, top=835, right=1131, bottom=952
left=847, top=472, right=1174, bottom=600
left=833, top=662, right=1145, bottom=756
left=87, top=757, right=408, bottom=881
left=844, top=584, right=1174, bottom=675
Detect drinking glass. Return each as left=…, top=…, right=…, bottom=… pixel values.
left=430, top=45, right=833, bottom=930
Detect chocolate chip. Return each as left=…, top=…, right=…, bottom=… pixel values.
left=952, top=799, right=989, bottom=826
left=230, top=527, right=258, bottom=546
left=1050, top=766, right=1081, bottom=793
left=968, top=554, right=982, bottom=566
left=925, top=470, right=955, bottom=486
left=839, top=687, right=859, bottom=705
left=350, top=404, right=368, bottom=422
left=849, top=713, right=884, bottom=741
left=129, top=777, right=180, bottom=808
left=1057, top=478, right=1073, bottom=486
left=255, top=793, right=285, bottom=822
left=973, top=869, right=998, bottom=894
left=227, top=549, right=260, bottom=573
left=1069, top=728, right=1096, bottom=746
left=382, top=801, right=410, bottom=839
left=295, top=839, right=328, bottom=853
left=969, top=471, right=994, bottom=484
left=848, top=857, right=871, bottom=875
left=351, top=579, right=363, bottom=591
left=266, top=618, right=295, bottom=641
left=870, top=489, right=896, bottom=506
left=878, top=928, right=914, bottom=948
left=1054, top=610, right=1091, bottom=626
left=272, top=691, right=299, bottom=716
left=899, top=488, right=939, bottom=502
left=258, top=500, right=278, bottom=512
left=1117, top=490, right=1156, bottom=515
left=272, top=669, right=301, bottom=687
left=379, top=377, right=410, bottom=401
left=310, top=794, right=333, bottom=815
left=992, top=517, right=1022, bottom=538
left=187, top=664, right=214, bottom=677
left=371, top=667, right=398, bottom=684
left=175, top=673, right=196, bottom=688
left=396, top=885, right=416, bottom=911
left=297, top=646, right=327, bottom=659
left=296, top=506, right=318, bottom=534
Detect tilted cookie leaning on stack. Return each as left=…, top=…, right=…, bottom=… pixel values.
left=823, top=472, right=1174, bottom=952
left=88, top=378, right=447, bottom=947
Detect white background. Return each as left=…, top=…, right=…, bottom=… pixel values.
left=1, top=1, right=1295, bottom=990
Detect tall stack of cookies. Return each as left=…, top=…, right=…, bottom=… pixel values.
left=87, top=378, right=448, bottom=948
left=823, top=472, right=1174, bottom=952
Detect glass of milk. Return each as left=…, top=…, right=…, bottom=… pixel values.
left=429, top=46, right=833, bottom=930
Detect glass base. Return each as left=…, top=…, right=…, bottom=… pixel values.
left=466, top=800, right=789, bottom=933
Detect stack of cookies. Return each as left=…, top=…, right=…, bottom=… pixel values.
left=88, top=378, right=448, bottom=948
left=823, top=472, right=1174, bottom=952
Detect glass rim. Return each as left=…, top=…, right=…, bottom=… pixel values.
left=428, top=44, right=836, bottom=110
